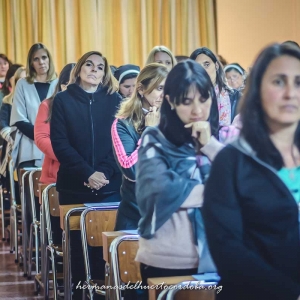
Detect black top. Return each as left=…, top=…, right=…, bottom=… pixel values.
left=227, top=87, right=241, bottom=123
left=203, top=144, right=300, bottom=300
left=34, top=82, right=50, bottom=102
left=15, top=82, right=50, bottom=140
left=50, top=83, right=122, bottom=198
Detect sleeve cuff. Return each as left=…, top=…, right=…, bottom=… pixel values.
left=200, top=136, right=224, bottom=161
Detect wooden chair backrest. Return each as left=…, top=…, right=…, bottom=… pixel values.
left=85, top=210, right=117, bottom=247
left=118, top=239, right=141, bottom=283
left=32, top=170, right=42, bottom=198
left=48, top=186, right=60, bottom=217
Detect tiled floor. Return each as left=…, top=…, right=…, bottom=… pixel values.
left=0, top=225, right=44, bottom=299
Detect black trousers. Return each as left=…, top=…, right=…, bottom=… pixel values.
left=139, top=263, right=198, bottom=300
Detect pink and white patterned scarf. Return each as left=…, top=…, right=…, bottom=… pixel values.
left=215, top=85, right=231, bottom=126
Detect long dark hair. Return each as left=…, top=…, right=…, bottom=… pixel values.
left=190, top=47, right=227, bottom=93
left=46, top=63, right=75, bottom=122
left=159, top=59, right=219, bottom=149
left=0, top=64, right=23, bottom=96
left=240, top=43, right=300, bottom=169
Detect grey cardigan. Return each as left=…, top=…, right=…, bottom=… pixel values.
left=10, top=78, right=58, bottom=168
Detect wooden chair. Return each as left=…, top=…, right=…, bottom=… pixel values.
left=43, top=183, right=64, bottom=300
left=110, top=234, right=141, bottom=300
left=80, top=206, right=119, bottom=300
left=62, top=206, right=86, bottom=300
left=27, top=168, right=42, bottom=279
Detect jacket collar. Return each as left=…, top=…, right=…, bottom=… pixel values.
left=230, top=137, right=278, bottom=173
left=66, top=83, right=107, bottom=103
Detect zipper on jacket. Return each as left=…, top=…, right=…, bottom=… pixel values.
left=89, top=97, right=95, bottom=168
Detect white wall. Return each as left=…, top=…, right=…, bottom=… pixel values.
left=216, top=0, right=300, bottom=70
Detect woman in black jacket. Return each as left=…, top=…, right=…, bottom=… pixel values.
left=50, top=51, right=122, bottom=300
left=203, top=43, right=300, bottom=300
left=51, top=51, right=122, bottom=205
left=190, top=47, right=240, bottom=127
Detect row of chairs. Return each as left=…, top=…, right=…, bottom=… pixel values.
left=1, top=158, right=218, bottom=300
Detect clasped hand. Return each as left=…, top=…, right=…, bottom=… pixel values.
left=85, top=172, right=109, bottom=190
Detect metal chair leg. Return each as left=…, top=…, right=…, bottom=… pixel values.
left=14, top=207, right=19, bottom=262
left=27, top=222, right=34, bottom=279
left=0, top=185, right=5, bottom=241
left=44, top=246, right=50, bottom=300
left=50, top=247, right=59, bottom=300
left=9, top=205, right=15, bottom=254
left=21, top=178, right=28, bottom=277
left=34, top=223, right=39, bottom=274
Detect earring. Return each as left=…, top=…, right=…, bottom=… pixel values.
left=171, top=106, right=174, bottom=110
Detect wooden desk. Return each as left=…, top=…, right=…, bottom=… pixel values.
left=59, top=204, right=84, bottom=230
left=148, top=276, right=215, bottom=300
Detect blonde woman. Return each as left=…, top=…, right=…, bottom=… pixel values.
left=112, top=63, right=168, bottom=230
left=145, top=46, right=176, bottom=72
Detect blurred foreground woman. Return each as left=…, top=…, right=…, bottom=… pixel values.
left=203, top=44, right=300, bottom=300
